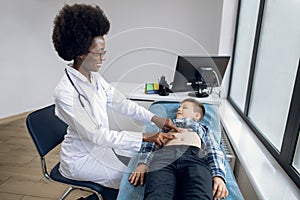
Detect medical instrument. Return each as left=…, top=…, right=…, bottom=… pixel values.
left=64, top=68, right=100, bottom=129
left=65, top=68, right=129, bottom=164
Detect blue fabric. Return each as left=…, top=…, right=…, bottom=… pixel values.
left=117, top=101, right=244, bottom=200
left=222, top=146, right=244, bottom=200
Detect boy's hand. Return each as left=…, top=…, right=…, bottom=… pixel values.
left=129, top=163, right=149, bottom=186
left=212, top=176, right=228, bottom=199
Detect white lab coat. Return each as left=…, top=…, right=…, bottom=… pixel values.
left=53, top=66, right=154, bottom=189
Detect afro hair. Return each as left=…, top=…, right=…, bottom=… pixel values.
left=52, top=4, right=110, bottom=61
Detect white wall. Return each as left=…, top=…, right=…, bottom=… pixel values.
left=218, top=0, right=239, bottom=98
left=0, top=0, right=226, bottom=118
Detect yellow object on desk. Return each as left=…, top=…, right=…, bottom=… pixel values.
left=145, top=83, right=159, bottom=94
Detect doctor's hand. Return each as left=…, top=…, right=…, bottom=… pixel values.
left=143, top=132, right=175, bottom=146
left=129, top=163, right=149, bottom=186
left=151, top=116, right=180, bottom=132
left=212, top=176, right=228, bottom=199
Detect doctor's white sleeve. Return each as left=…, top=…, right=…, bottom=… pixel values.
left=99, top=78, right=155, bottom=123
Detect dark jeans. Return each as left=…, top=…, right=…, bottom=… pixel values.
left=144, top=146, right=213, bottom=200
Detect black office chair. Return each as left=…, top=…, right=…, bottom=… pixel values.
left=26, top=104, right=118, bottom=200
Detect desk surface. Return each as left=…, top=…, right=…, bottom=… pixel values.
left=111, top=82, right=221, bottom=104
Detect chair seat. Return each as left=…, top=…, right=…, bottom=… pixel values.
left=50, top=163, right=118, bottom=196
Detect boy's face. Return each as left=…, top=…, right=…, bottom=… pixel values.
left=176, top=101, right=201, bottom=121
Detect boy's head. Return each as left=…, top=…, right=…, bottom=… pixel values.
left=176, top=98, right=205, bottom=122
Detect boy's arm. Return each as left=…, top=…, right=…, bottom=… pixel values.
left=203, top=129, right=226, bottom=181
left=203, top=129, right=228, bottom=198
left=128, top=141, right=156, bottom=186
left=138, top=141, right=156, bottom=166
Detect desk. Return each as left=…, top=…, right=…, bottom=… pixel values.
left=111, top=82, right=221, bottom=105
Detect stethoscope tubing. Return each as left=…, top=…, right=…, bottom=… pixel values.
left=64, top=68, right=100, bottom=129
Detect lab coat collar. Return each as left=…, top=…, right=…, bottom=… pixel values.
left=66, top=65, right=99, bottom=91
left=66, top=65, right=91, bottom=84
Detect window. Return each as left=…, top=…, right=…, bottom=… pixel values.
left=293, top=130, right=300, bottom=173
left=229, top=0, right=260, bottom=111
left=229, top=0, right=300, bottom=188
left=247, top=0, right=299, bottom=151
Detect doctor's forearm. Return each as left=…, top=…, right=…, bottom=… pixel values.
left=151, top=115, right=179, bottom=132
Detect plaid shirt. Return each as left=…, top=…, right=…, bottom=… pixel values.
left=138, top=118, right=226, bottom=181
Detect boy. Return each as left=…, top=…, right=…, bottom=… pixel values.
left=129, top=98, right=228, bottom=200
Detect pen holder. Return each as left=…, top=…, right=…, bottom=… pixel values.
left=158, top=75, right=169, bottom=96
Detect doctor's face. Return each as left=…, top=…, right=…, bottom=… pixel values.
left=81, top=36, right=106, bottom=73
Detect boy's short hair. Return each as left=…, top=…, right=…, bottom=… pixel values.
left=182, top=98, right=205, bottom=120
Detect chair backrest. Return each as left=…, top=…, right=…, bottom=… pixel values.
left=26, top=104, right=68, bottom=157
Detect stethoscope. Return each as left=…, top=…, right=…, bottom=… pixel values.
left=65, top=68, right=125, bottom=160
left=65, top=68, right=100, bottom=129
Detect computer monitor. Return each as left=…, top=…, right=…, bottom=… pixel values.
left=171, top=56, right=230, bottom=93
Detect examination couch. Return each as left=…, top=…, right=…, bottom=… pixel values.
left=117, top=101, right=244, bottom=200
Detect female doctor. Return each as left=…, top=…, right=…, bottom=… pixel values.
left=52, top=3, right=177, bottom=198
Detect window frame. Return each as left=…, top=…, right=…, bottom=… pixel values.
left=228, top=0, right=300, bottom=188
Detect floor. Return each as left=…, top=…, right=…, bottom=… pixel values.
left=0, top=118, right=91, bottom=200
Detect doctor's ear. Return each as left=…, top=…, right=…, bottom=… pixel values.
left=75, top=55, right=87, bottom=62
